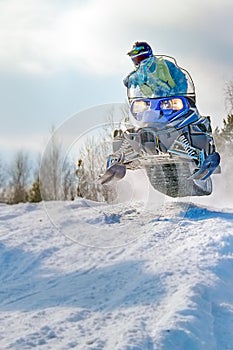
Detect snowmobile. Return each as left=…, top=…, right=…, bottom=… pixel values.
left=99, top=56, right=220, bottom=197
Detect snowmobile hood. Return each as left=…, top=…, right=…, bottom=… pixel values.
left=129, top=108, right=174, bottom=129
left=128, top=96, right=191, bottom=129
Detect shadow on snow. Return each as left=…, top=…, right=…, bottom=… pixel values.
left=0, top=242, right=163, bottom=313
left=181, top=203, right=233, bottom=221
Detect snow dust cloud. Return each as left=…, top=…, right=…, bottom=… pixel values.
left=192, top=152, right=233, bottom=210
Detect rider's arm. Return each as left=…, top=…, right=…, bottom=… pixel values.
left=123, top=71, right=138, bottom=88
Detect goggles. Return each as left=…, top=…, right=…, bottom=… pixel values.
left=128, top=45, right=145, bottom=56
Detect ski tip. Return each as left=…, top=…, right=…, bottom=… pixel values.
left=98, top=164, right=126, bottom=185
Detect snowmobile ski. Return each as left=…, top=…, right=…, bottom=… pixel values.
left=98, top=163, right=126, bottom=185
left=189, top=152, right=221, bottom=181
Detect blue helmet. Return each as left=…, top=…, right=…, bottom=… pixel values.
left=127, top=42, right=153, bottom=66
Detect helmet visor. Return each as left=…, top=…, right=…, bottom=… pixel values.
left=128, top=45, right=146, bottom=56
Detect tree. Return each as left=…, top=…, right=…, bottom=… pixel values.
left=8, top=150, right=31, bottom=204
left=75, top=132, right=117, bottom=203
left=28, top=177, right=42, bottom=202
left=225, top=80, right=233, bottom=114
left=40, top=127, right=76, bottom=201
left=40, top=127, right=64, bottom=200
left=214, top=80, right=233, bottom=154
left=221, top=114, right=233, bottom=141
left=0, top=156, right=7, bottom=202
left=214, top=114, right=233, bottom=154
left=62, top=158, right=76, bottom=200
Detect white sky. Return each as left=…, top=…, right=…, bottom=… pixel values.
left=0, top=0, right=233, bottom=156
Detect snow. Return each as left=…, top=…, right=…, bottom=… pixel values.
left=1, top=176, right=233, bottom=349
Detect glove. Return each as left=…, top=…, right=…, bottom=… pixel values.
left=123, top=75, right=130, bottom=87
left=123, top=73, right=138, bottom=88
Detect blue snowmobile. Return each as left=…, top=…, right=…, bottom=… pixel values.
left=99, top=55, right=220, bottom=197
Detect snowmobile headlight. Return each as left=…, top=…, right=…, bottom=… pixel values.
left=160, top=98, right=184, bottom=111
left=131, top=100, right=150, bottom=116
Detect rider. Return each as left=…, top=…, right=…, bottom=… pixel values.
left=124, top=41, right=188, bottom=97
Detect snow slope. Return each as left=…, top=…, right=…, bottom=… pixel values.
left=1, top=188, right=233, bottom=350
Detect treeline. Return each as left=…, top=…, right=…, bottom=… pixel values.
left=0, top=148, right=74, bottom=204
left=0, top=105, right=127, bottom=205
left=0, top=126, right=116, bottom=205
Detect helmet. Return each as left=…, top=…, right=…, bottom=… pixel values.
left=127, top=42, right=153, bottom=66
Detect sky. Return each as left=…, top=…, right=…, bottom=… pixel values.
left=0, top=0, right=233, bottom=157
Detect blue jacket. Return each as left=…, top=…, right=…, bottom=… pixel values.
left=124, top=56, right=188, bottom=97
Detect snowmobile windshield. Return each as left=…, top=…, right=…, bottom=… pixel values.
left=127, top=55, right=195, bottom=101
